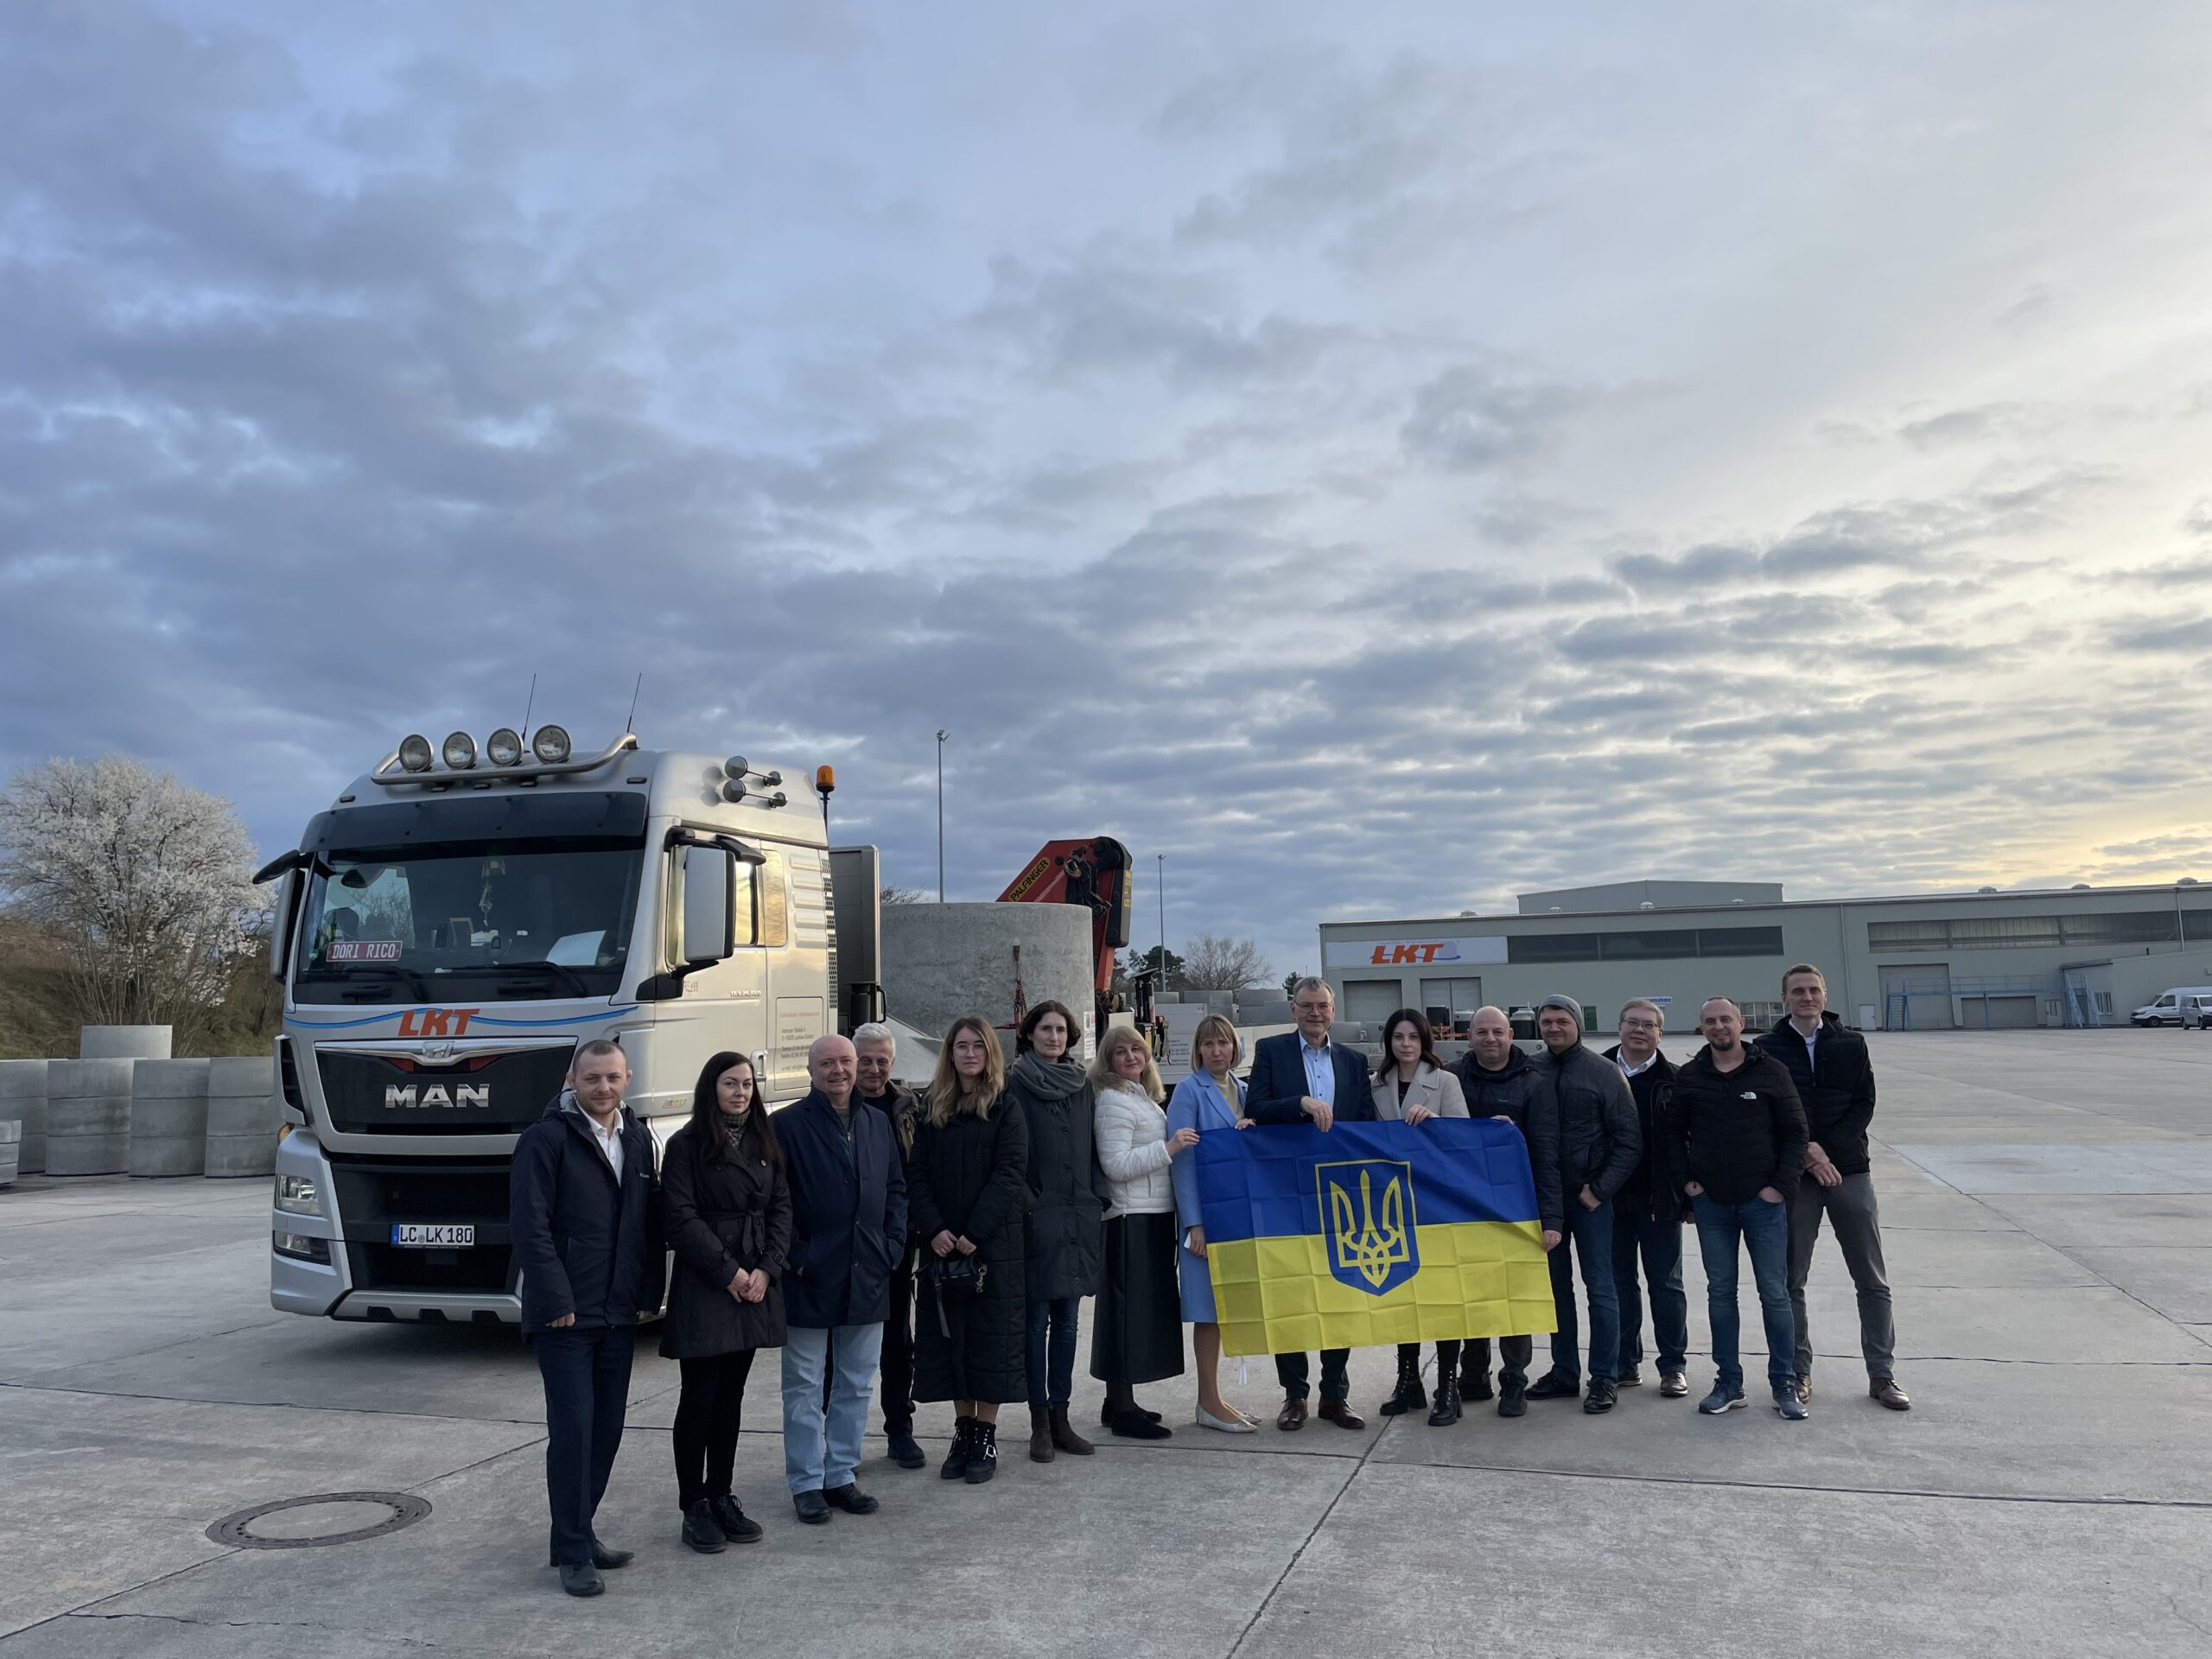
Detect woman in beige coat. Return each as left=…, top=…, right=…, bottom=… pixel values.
left=1370, top=1009, right=1471, bottom=1425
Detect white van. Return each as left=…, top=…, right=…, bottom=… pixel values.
left=2131, top=987, right=2212, bottom=1027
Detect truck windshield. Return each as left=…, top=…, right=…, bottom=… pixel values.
left=292, top=836, right=643, bottom=1005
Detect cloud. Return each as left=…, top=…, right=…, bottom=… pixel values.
left=1399, top=362, right=1596, bottom=474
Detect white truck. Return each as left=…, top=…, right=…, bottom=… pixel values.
left=257, top=726, right=880, bottom=1324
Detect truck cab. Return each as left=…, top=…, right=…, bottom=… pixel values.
left=261, top=728, right=879, bottom=1324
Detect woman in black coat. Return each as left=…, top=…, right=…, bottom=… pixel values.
left=1007, top=999, right=1109, bottom=1464
left=907, top=1015, right=1029, bottom=1487
left=660, top=1052, right=791, bottom=1553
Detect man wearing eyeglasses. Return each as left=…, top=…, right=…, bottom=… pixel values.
left=1605, top=1000, right=1688, bottom=1398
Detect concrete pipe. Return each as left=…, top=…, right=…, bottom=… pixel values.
left=0, top=1058, right=48, bottom=1175
left=78, top=1026, right=174, bottom=1061
left=204, top=1055, right=281, bottom=1179
left=0, top=1118, right=18, bottom=1187
left=130, top=1058, right=211, bottom=1179
left=45, top=1059, right=135, bottom=1176
left=880, top=902, right=1096, bottom=1055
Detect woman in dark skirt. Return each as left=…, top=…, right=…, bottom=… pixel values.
left=659, top=1052, right=790, bottom=1552
left=1088, top=1025, right=1190, bottom=1438
left=906, top=1014, right=1030, bottom=1486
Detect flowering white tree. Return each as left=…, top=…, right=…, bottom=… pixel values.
left=0, top=756, right=266, bottom=1041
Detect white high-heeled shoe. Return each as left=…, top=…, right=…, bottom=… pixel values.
left=1197, top=1403, right=1256, bottom=1433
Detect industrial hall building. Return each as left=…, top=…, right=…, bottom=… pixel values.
left=1317, top=879, right=2212, bottom=1035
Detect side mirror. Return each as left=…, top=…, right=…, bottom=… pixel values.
left=268, top=868, right=302, bottom=982
left=681, top=845, right=736, bottom=966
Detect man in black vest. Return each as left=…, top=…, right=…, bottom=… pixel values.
left=1756, top=964, right=1908, bottom=1411
left=510, top=1039, right=664, bottom=1597
left=1605, top=998, right=1688, bottom=1397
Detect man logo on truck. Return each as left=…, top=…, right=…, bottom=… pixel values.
left=384, top=1083, right=492, bottom=1110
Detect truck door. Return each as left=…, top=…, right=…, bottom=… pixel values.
left=643, top=843, right=768, bottom=1122
left=760, top=843, right=833, bottom=1103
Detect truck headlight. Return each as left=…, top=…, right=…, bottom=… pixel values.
left=275, top=1173, right=320, bottom=1215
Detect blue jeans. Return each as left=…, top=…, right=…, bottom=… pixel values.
left=1692, top=1192, right=1795, bottom=1395
left=1027, top=1296, right=1079, bottom=1408
left=780, top=1322, right=883, bottom=1495
left=1612, top=1204, right=1689, bottom=1374
left=1546, top=1199, right=1619, bottom=1385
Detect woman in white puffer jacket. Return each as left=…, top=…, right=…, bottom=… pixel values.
left=1085, top=1025, right=1189, bottom=1439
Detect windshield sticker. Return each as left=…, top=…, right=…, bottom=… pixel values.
left=327, top=941, right=405, bottom=962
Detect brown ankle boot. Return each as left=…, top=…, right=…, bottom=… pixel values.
left=1029, top=1408, right=1055, bottom=1463
left=1048, top=1406, right=1096, bottom=1456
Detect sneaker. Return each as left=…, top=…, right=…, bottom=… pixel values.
left=1659, top=1370, right=1689, bottom=1399
left=1617, top=1364, right=1643, bottom=1388
left=1523, top=1372, right=1580, bottom=1401
left=1775, top=1389, right=1808, bottom=1422
left=1697, top=1385, right=1746, bottom=1415
left=1497, top=1379, right=1527, bottom=1418
left=1582, top=1379, right=1618, bottom=1414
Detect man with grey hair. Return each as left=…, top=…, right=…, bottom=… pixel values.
left=1605, top=998, right=1688, bottom=1397
left=853, top=1020, right=926, bottom=1467
left=778, top=1033, right=906, bottom=1522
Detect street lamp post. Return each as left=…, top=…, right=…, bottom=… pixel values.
left=1156, top=851, right=1166, bottom=991
left=936, top=730, right=948, bottom=903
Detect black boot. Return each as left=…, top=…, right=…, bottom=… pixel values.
left=965, top=1418, right=1000, bottom=1484
left=940, top=1416, right=972, bottom=1481
left=681, top=1499, right=727, bottom=1554
left=1427, top=1371, right=1462, bottom=1427
left=1378, top=1344, right=1427, bottom=1416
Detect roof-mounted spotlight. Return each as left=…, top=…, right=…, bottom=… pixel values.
left=442, top=732, right=476, bottom=770
left=398, top=734, right=435, bottom=772
left=723, top=755, right=748, bottom=780
left=721, top=779, right=747, bottom=804
left=531, top=725, right=570, bottom=765
left=486, top=728, right=524, bottom=767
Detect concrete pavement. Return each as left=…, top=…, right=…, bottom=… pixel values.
left=2, top=1031, right=2209, bottom=1656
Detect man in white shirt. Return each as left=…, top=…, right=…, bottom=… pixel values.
left=1603, top=1001, right=1688, bottom=1397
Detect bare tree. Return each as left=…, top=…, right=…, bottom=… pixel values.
left=880, top=886, right=929, bottom=905
left=0, top=756, right=266, bottom=1043
left=1181, top=934, right=1272, bottom=993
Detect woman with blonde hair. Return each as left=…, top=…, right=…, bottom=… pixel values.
left=1165, top=1013, right=1260, bottom=1432
left=1087, top=1024, right=1188, bottom=1439
left=906, top=1016, right=1028, bottom=1484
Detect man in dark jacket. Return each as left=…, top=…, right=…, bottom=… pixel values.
left=1245, top=976, right=1376, bottom=1432
left=779, top=1034, right=907, bottom=1524
left=1664, top=997, right=1808, bottom=1419
left=1757, top=965, right=1908, bottom=1411
left=1449, top=1005, right=1563, bottom=1416
left=1605, top=999, right=1688, bottom=1398
left=509, top=1039, right=665, bottom=1597
left=854, top=1021, right=926, bottom=1468
left=1524, top=995, right=1640, bottom=1413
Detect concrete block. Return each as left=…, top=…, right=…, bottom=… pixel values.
left=204, top=1054, right=279, bottom=1178
left=0, top=1117, right=18, bottom=1187
left=130, top=1058, right=210, bottom=1179
left=0, top=1058, right=47, bottom=1174
left=45, top=1058, right=134, bottom=1176
left=78, top=1025, right=173, bottom=1060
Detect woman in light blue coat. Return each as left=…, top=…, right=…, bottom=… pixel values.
left=1166, top=1013, right=1256, bottom=1433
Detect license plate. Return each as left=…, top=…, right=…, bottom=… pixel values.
left=391, top=1224, right=474, bottom=1248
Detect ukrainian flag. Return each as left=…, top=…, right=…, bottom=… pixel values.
left=1196, top=1119, right=1557, bottom=1357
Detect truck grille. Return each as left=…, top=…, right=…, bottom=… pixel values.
left=317, top=1045, right=570, bottom=1135
left=327, top=1152, right=514, bottom=1296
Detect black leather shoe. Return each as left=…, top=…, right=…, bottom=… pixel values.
left=823, top=1483, right=878, bottom=1516
left=1524, top=1372, right=1580, bottom=1401
left=793, top=1490, right=831, bottom=1524
left=1497, top=1379, right=1527, bottom=1417
left=1427, top=1374, right=1462, bottom=1427
left=1584, top=1379, right=1618, bottom=1414
left=559, top=1561, right=604, bottom=1597
left=682, top=1500, right=727, bottom=1554
left=1464, top=1371, right=1495, bottom=1403
left=708, top=1496, right=762, bottom=1543
left=1108, top=1406, right=1173, bottom=1440
left=588, top=1538, right=632, bottom=1569
left=887, top=1428, right=927, bottom=1469
left=1618, top=1364, right=1643, bottom=1388
left=1317, top=1398, right=1366, bottom=1431
left=941, top=1416, right=973, bottom=1480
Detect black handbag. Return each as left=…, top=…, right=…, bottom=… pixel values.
left=929, top=1253, right=988, bottom=1302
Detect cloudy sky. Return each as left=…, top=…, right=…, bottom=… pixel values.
left=3, top=0, right=2209, bottom=976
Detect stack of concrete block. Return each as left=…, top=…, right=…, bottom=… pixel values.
left=46, top=1058, right=134, bottom=1175
left=130, top=1059, right=211, bottom=1178
left=0, top=1059, right=46, bottom=1175
left=205, top=1054, right=281, bottom=1178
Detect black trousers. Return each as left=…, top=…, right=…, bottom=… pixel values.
left=1459, top=1334, right=1533, bottom=1386
left=1395, top=1340, right=1464, bottom=1380
left=672, top=1349, right=755, bottom=1510
left=880, top=1248, right=917, bottom=1433
left=534, top=1324, right=635, bottom=1566
left=1275, top=1349, right=1351, bottom=1402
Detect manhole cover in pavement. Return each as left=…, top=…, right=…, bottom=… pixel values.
left=208, top=1491, right=431, bottom=1549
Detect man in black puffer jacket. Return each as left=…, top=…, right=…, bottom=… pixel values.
left=1661, top=998, right=1807, bottom=1420
left=1523, top=995, right=1640, bottom=1414
left=1755, top=964, right=1907, bottom=1412
left=1604, top=999, right=1688, bottom=1397
left=1449, top=1007, right=1564, bottom=1416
